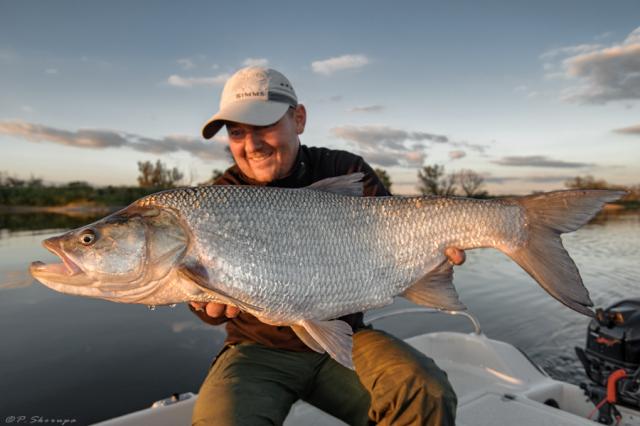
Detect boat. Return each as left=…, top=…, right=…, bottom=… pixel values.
left=95, top=306, right=640, bottom=425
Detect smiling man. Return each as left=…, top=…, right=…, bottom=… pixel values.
left=189, top=66, right=461, bottom=426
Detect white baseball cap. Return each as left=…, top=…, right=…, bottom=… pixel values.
left=201, top=66, right=298, bottom=139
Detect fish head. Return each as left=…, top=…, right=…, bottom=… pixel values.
left=30, top=205, right=190, bottom=303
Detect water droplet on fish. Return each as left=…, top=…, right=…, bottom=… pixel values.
left=147, top=305, right=156, bottom=311
left=168, top=304, right=176, bottom=308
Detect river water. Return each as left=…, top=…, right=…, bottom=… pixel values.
left=0, top=211, right=638, bottom=424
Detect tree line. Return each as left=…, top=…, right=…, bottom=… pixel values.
left=1, top=161, right=637, bottom=207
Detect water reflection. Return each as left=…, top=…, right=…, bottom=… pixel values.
left=0, top=212, right=104, bottom=235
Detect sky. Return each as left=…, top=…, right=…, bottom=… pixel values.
left=1, top=0, right=639, bottom=195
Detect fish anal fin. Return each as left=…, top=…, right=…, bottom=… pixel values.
left=402, top=260, right=466, bottom=311
left=177, top=262, right=263, bottom=313
left=299, top=319, right=354, bottom=369
left=306, top=173, right=364, bottom=196
left=291, top=324, right=325, bottom=354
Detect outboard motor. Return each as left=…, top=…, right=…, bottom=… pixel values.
left=576, top=299, right=640, bottom=424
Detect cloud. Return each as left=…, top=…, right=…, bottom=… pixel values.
left=492, top=155, right=593, bottom=168
left=311, top=54, right=369, bottom=75
left=543, top=26, right=640, bottom=103
left=513, top=85, right=539, bottom=99
left=45, top=68, right=58, bottom=75
left=21, top=105, right=34, bottom=113
left=540, top=44, right=603, bottom=60
left=167, top=73, right=230, bottom=88
left=449, top=150, right=466, bottom=160
left=485, top=175, right=575, bottom=184
left=614, top=124, right=640, bottom=134
left=331, top=125, right=452, bottom=167
left=177, top=58, right=195, bottom=70
left=0, top=121, right=229, bottom=161
left=330, top=125, right=490, bottom=167
left=332, top=125, right=449, bottom=146
left=242, top=57, right=269, bottom=67
left=349, top=105, right=385, bottom=113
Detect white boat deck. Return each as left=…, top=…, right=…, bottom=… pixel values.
left=95, top=331, right=640, bottom=426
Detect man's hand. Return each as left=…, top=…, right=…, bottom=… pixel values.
left=190, top=301, right=240, bottom=318
left=445, top=247, right=466, bottom=265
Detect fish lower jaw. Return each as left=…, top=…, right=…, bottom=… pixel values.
left=30, top=261, right=83, bottom=278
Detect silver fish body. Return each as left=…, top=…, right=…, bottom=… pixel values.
left=140, top=186, right=521, bottom=322
left=30, top=174, right=625, bottom=368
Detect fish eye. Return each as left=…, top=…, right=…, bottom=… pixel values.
left=79, top=230, right=96, bottom=246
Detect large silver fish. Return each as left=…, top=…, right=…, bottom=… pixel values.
left=30, top=174, right=624, bottom=368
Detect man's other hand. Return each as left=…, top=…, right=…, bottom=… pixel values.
left=190, top=302, right=240, bottom=318
left=445, top=247, right=466, bottom=265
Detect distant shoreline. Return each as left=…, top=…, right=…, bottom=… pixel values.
left=0, top=204, right=121, bottom=215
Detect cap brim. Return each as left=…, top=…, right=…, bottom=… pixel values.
left=201, top=101, right=290, bottom=139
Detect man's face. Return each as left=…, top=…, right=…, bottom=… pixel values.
left=225, top=105, right=306, bottom=183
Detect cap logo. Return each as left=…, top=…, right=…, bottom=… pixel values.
left=235, top=91, right=266, bottom=100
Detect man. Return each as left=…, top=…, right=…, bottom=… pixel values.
left=190, top=66, right=464, bottom=426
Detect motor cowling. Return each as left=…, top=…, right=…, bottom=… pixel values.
left=576, top=298, right=640, bottom=421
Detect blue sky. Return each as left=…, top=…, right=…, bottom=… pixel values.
left=1, top=0, right=639, bottom=194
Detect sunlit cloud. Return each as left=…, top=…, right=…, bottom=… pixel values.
left=493, top=155, right=593, bottom=168
left=331, top=125, right=450, bottom=167
left=167, top=73, right=230, bottom=88
left=242, top=57, right=269, bottom=67
left=331, top=124, right=490, bottom=167
left=349, top=105, right=385, bottom=113
left=540, top=44, right=603, bottom=60
left=542, top=26, right=640, bottom=103
left=613, top=124, right=640, bottom=135
left=485, top=174, right=575, bottom=184
left=332, top=125, right=449, bottom=145
left=311, top=54, right=369, bottom=75
left=449, top=150, right=466, bottom=160
left=0, top=121, right=229, bottom=160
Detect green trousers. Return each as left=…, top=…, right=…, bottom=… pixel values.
left=192, top=329, right=457, bottom=426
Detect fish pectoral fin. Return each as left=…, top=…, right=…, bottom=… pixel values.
left=402, top=260, right=467, bottom=311
left=177, top=263, right=263, bottom=313
left=306, top=173, right=364, bottom=196
left=291, top=325, right=325, bottom=353
left=298, top=319, right=354, bottom=369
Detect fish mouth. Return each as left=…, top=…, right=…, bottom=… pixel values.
left=30, top=236, right=83, bottom=279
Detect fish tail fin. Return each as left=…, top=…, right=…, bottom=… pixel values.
left=505, top=190, right=625, bottom=317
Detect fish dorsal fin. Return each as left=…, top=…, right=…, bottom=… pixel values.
left=296, top=319, right=354, bottom=369
left=306, top=172, right=364, bottom=196
left=402, top=260, right=467, bottom=311
left=177, top=262, right=263, bottom=312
